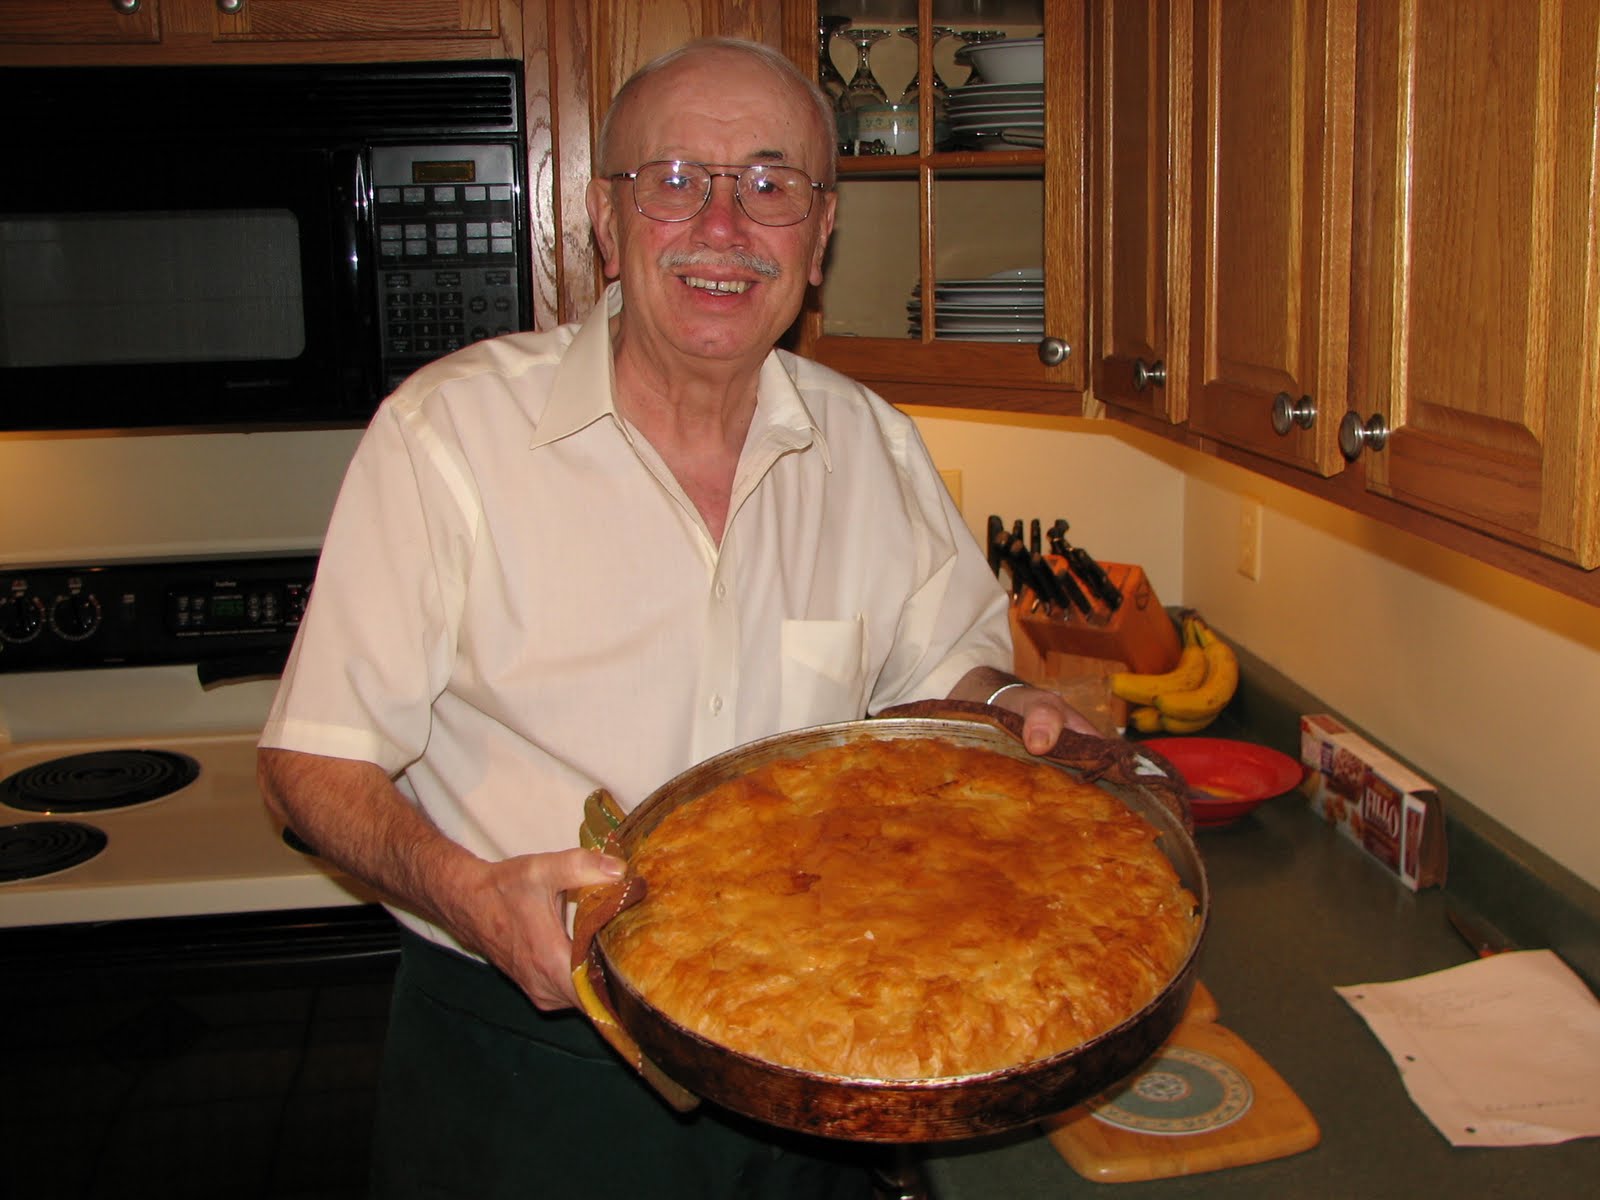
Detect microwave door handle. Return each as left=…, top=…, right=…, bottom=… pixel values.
left=332, top=148, right=377, bottom=388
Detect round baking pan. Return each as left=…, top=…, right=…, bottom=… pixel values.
left=575, top=717, right=1210, bottom=1143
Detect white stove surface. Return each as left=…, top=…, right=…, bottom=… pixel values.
left=0, top=730, right=373, bottom=927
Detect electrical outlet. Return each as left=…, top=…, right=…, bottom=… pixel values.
left=1238, top=499, right=1263, bottom=581
left=938, top=468, right=963, bottom=515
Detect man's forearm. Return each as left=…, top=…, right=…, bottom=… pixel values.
left=257, top=747, right=485, bottom=936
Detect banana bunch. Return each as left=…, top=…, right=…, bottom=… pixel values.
left=1113, top=613, right=1239, bottom=734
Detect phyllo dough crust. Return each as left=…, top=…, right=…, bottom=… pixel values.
left=601, top=737, right=1198, bottom=1080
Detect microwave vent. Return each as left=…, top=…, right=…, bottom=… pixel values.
left=2, top=62, right=523, bottom=142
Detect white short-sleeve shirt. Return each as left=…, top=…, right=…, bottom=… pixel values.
left=260, top=284, right=1011, bottom=950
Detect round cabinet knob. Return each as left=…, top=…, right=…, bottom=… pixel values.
left=1270, top=391, right=1317, bottom=436
left=50, top=592, right=103, bottom=641
left=1339, top=410, right=1390, bottom=460
left=216, top=0, right=244, bottom=14
left=1037, top=337, right=1072, bottom=367
left=1133, top=358, right=1166, bottom=391
left=111, top=0, right=141, bottom=14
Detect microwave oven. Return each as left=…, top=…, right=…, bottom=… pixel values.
left=0, top=61, right=532, bottom=432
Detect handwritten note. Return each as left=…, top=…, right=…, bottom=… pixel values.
left=1336, top=950, right=1600, bottom=1146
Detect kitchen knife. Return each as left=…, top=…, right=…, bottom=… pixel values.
left=1005, top=536, right=1051, bottom=611
left=1051, top=519, right=1123, bottom=612
left=1029, top=518, right=1043, bottom=556
left=1028, top=550, right=1073, bottom=615
left=1447, top=905, right=1518, bottom=957
left=1049, top=559, right=1094, bottom=618
left=987, top=515, right=1007, bottom=576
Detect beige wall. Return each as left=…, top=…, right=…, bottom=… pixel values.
left=7, top=409, right=1599, bottom=891
left=909, top=407, right=1600, bottom=892
left=0, top=429, right=360, bottom=563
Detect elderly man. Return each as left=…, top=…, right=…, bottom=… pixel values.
left=258, top=36, right=1088, bottom=1199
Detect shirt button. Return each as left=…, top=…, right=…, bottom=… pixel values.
left=714, top=581, right=728, bottom=600
left=709, top=694, right=723, bottom=715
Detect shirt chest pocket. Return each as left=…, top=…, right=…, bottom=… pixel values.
left=779, top=616, right=869, bottom=730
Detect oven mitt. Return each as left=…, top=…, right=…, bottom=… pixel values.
left=876, top=698, right=1194, bottom=833
left=570, top=788, right=700, bottom=1113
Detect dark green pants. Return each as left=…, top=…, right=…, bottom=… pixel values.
left=369, top=928, right=883, bottom=1199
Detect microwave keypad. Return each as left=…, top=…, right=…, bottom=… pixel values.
left=371, top=145, right=525, bottom=394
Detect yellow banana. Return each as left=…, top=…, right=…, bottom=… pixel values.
left=1130, top=703, right=1216, bottom=734
left=1154, top=621, right=1239, bottom=723
left=1128, top=705, right=1164, bottom=733
left=1157, top=710, right=1217, bottom=733
left=1110, top=616, right=1208, bottom=706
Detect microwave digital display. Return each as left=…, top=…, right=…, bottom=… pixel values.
left=413, top=160, right=478, bottom=184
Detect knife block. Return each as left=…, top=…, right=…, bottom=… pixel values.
left=1011, top=561, right=1181, bottom=676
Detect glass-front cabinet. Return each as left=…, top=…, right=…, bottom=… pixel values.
left=795, top=0, right=1085, bottom=412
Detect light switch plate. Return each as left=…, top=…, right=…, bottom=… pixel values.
left=1238, top=499, right=1263, bottom=580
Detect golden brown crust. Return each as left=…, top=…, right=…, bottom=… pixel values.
left=601, top=738, right=1198, bottom=1080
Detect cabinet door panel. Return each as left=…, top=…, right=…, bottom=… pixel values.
left=1093, top=0, right=1191, bottom=421
left=805, top=1, right=1085, bottom=407
left=211, top=1, right=498, bottom=41
left=0, top=0, right=160, bottom=43
left=1360, top=0, right=1600, bottom=567
left=1189, top=0, right=1354, bottom=474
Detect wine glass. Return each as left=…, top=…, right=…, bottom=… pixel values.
left=818, top=15, right=854, bottom=154
left=899, top=26, right=953, bottom=108
left=841, top=27, right=891, bottom=106
left=954, top=29, right=1006, bottom=85
left=899, top=25, right=953, bottom=148
left=818, top=14, right=850, bottom=102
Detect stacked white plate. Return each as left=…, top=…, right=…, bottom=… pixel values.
left=907, top=268, right=1044, bottom=342
left=946, top=81, right=1045, bottom=150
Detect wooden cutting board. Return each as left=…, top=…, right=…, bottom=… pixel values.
left=1042, top=998, right=1319, bottom=1183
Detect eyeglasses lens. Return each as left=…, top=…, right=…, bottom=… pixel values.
left=632, top=162, right=813, bottom=227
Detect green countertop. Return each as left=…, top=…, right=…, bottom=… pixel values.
left=922, top=646, right=1600, bottom=1199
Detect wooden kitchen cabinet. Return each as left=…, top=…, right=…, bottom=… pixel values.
left=1351, top=0, right=1600, bottom=569
left=0, top=0, right=520, bottom=62
left=209, top=1, right=501, bottom=43
left=0, top=0, right=161, bottom=44
left=1089, top=0, right=1192, bottom=424
left=793, top=0, right=1088, bottom=413
left=1183, top=0, right=1357, bottom=476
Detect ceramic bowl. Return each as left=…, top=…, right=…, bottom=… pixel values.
left=1142, top=737, right=1305, bottom=829
left=955, top=37, right=1045, bottom=86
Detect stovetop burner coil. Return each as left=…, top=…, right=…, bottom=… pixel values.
left=0, top=749, right=201, bottom=814
left=0, top=820, right=109, bottom=882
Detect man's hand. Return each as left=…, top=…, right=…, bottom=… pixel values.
left=1009, top=685, right=1100, bottom=753
left=258, top=747, right=624, bottom=1013
left=463, top=848, right=625, bottom=1010
left=949, top=668, right=1101, bottom=753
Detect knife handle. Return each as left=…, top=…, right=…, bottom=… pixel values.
left=1050, top=560, right=1093, bottom=616
left=1070, top=548, right=1122, bottom=611
left=1029, top=551, right=1069, bottom=613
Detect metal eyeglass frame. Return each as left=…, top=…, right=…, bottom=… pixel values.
left=608, top=160, right=830, bottom=227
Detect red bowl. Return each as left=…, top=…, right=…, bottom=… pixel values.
left=1141, top=737, right=1306, bottom=828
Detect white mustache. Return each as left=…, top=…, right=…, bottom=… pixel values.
left=659, top=249, right=781, bottom=279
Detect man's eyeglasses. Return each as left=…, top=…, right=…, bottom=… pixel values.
left=608, top=160, right=829, bottom=228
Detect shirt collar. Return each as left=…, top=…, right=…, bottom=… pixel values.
left=530, top=282, right=831, bottom=472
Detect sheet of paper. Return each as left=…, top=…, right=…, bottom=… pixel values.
left=1336, top=949, right=1600, bottom=1147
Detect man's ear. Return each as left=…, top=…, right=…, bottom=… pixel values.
left=808, top=191, right=839, bottom=288
left=587, top=177, right=623, bottom=280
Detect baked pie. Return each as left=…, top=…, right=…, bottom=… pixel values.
left=600, top=736, right=1199, bottom=1081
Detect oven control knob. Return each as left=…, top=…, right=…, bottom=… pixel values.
left=0, top=592, right=46, bottom=643
left=50, top=591, right=103, bottom=641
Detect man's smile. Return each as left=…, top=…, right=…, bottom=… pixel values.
left=681, top=275, right=753, bottom=295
